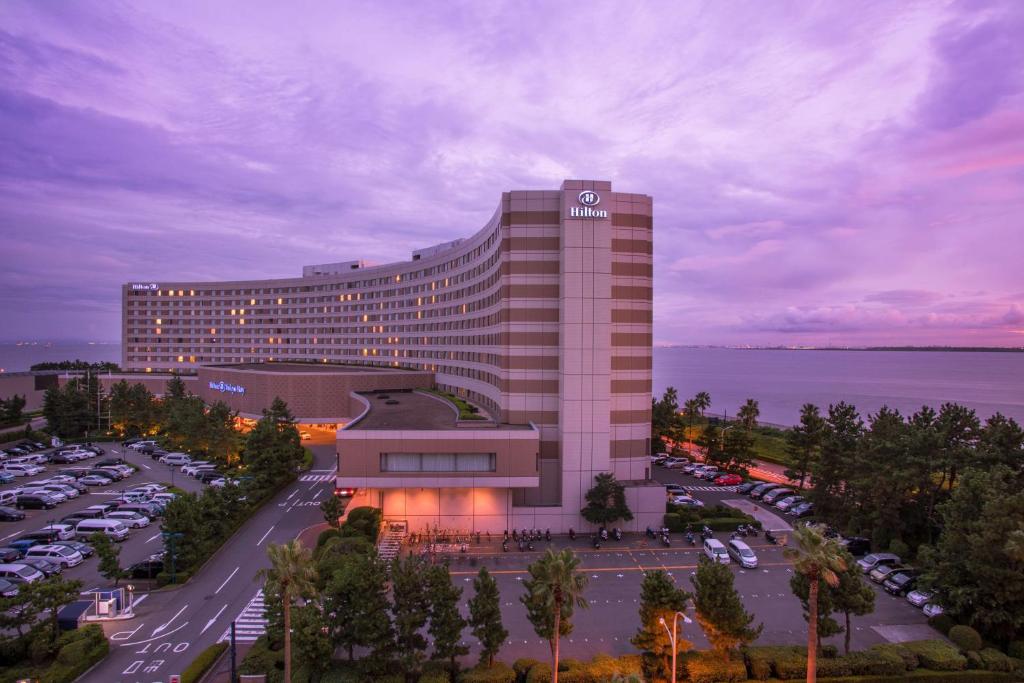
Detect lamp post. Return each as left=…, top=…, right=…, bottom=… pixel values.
left=659, top=610, right=693, bottom=683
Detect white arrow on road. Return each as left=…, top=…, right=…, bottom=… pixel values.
left=200, top=604, right=227, bottom=635
left=152, top=603, right=188, bottom=636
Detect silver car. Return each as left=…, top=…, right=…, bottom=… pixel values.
left=906, top=588, right=935, bottom=608
left=727, top=539, right=759, bottom=568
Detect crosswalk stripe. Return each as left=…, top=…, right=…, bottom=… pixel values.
left=298, top=473, right=335, bottom=482
left=219, top=590, right=268, bottom=644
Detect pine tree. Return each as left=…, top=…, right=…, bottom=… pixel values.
left=785, top=404, right=825, bottom=489
left=428, top=564, right=469, bottom=682
left=391, top=554, right=432, bottom=683
left=829, top=550, right=875, bottom=654
left=691, top=559, right=762, bottom=660
left=631, top=570, right=692, bottom=681
left=468, top=566, right=508, bottom=668
left=91, top=531, right=126, bottom=587
left=580, top=472, right=634, bottom=526
left=322, top=551, right=392, bottom=663
left=320, top=494, right=345, bottom=528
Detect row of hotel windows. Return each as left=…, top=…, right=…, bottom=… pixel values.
left=379, top=452, right=497, bottom=473
left=127, top=347, right=504, bottom=365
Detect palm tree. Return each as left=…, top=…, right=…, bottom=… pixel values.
left=738, top=398, right=760, bottom=431
left=684, top=398, right=700, bottom=441
left=785, top=525, right=846, bottom=683
left=694, top=391, right=711, bottom=417
left=259, top=540, right=318, bottom=683
left=521, top=549, right=589, bottom=683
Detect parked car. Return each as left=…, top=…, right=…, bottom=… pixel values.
left=159, top=453, right=192, bottom=466
left=25, top=544, right=84, bottom=568
left=75, top=519, right=130, bottom=542
left=790, top=502, right=815, bottom=518
left=96, top=457, right=126, bottom=467
left=15, top=493, right=58, bottom=510
left=129, top=441, right=158, bottom=451
left=127, top=558, right=164, bottom=579
left=37, top=524, right=77, bottom=541
left=727, top=539, right=759, bottom=568
left=884, top=570, right=920, bottom=596
left=664, top=484, right=687, bottom=496
left=774, top=496, right=804, bottom=512
left=40, top=484, right=80, bottom=499
left=18, top=556, right=62, bottom=576
left=106, top=511, right=150, bottom=528
left=681, top=462, right=700, bottom=474
left=16, top=530, right=63, bottom=545
left=0, top=563, right=46, bottom=584
left=923, top=603, right=944, bottom=618
left=79, top=475, right=114, bottom=486
left=20, top=487, right=67, bottom=504
left=749, top=483, right=780, bottom=499
left=132, top=483, right=168, bottom=494
left=670, top=495, right=704, bottom=508
left=93, top=467, right=127, bottom=481
left=0, top=504, right=27, bottom=522
left=0, top=578, right=19, bottom=597
left=86, top=502, right=119, bottom=516
left=839, top=536, right=871, bottom=556
left=0, top=547, right=25, bottom=562
left=714, top=473, right=743, bottom=486
left=2, top=463, right=44, bottom=477
left=857, top=552, right=901, bottom=573
left=183, top=462, right=216, bottom=477
left=870, top=563, right=908, bottom=584
left=0, top=472, right=14, bottom=484
left=52, top=540, right=94, bottom=558
left=196, top=470, right=225, bottom=483
left=663, top=458, right=688, bottom=469
left=703, top=538, right=730, bottom=564
left=907, top=588, right=935, bottom=608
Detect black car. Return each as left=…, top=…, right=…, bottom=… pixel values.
left=0, top=547, right=23, bottom=562
left=83, top=445, right=105, bottom=456
left=96, top=457, right=126, bottom=466
left=196, top=470, right=225, bottom=483
left=15, top=494, right=58, bottom=510
left=883, top=570, right=920, bottom=596
left=128, top=558, right=164, bottom=579
left=841, top=536, right=871, bottom=556
left=86, top=469, right=121, bottom=482
left=47, top=453, right=78, bottom=464
left=150, top=449, right=170, bottom=460
left=736, top=482, right=758, bottom=494
left=15, top=530, right=62, bottom=545
left=52, top=540, right=94, bottom=558
left=0, top=506, right=26, bottom=522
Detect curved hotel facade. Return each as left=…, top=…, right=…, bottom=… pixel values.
left=121, top=179, right=662, bottom=532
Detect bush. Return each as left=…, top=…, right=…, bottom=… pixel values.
left=822, top=644, right=839, bottom=659
left=524, top=662, right=551, bottom=683
left=316, top=528, right=341, bottom=549
left=513, top=658, right=541, bottom=681
left=929, top=613, right=956, bottom=636
left=182, top=642, right=228, bottom=683
left=685, top=651, right=748, bottom=683
left=1007, top=641, right=1024, bottom=659
left=903, top=640, right=968, bottom=671
left=950, top=626, right=984, bottom=652
left=744, top=646, right=805, bottom=680
left=868, top=643, right=919, bottom=672
left=888, top=538, right=910, bottom=559
left=584, top=654, right=643, bottom=680
left=460, top=662, right=517, bottom=683
left=818, top=671, right=1019, bottom=682
left=975, top=648, right=1014, bottom=672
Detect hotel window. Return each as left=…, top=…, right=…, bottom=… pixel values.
left=379, top=452, right=496, bottom=473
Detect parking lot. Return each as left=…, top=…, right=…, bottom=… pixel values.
left=0, top=441, right=205, bottom=590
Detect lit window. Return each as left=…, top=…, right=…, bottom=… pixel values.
left=168, top=290, right=174, bottom=297
left=155, top=318, right=162, bottom=325
left=278, top=298, right=284, bottom=305
left=190, top=289, right=195, bottom=296
left=250, top=298, right=255, bottom=305
left=210, top=327, right=216, bottom=334
left=178, top=290, right=184, bottom=296
left=189, top=355, right=196, bottom=362
left=239, top=319, right=245, bottom=325
left=145, top=367, right=152, bottom=373
left=155, top=328, right=161, bottom=334
left=230, top=309, right=236, bottom=315
left=240, top=309, right=245, bottom=315
left=177, top=355, right=184, bottom=362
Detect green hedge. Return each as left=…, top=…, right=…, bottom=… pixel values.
left=949, top=625, right=983, bottom=652
left=459, top=662, right=516, bottom=683
left=0, top=625, right=109, bottom=683
left=513, top=658, right=541, bottom=681
left=182, top=641, right=228, bottom=683
left=819, top=672, right=1018, bottom=682
left=664, top=513, right=763, bottom=533
left=685, top=651, right=748, bottom=682
left=902, top=640, right=968, bottom=671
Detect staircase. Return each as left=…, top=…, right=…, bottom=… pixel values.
left=377, top=520, right=407, bottom=563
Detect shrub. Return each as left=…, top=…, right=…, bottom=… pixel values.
left=156, top=570, right=191, bottom=586
left=182, top=642, right=228, bottom=683
left=316, top=528, right=341, bottom=549
left=868, top=643, right=919, bottom=672
left=822, top=644, right=839, bottom=659
left=685, top=651, right=748, bottom=683
left=929, top=613, right=956, bottom=636
left=524, top=662, right=551, bottom=683
left=584, top=654, right=643, bottom=680
left=513, top=657, right=541, bottom=681
left=421, top=670, right=450, bottom=683
left=902, top=639, right=968, bottom=671
left=976, top=648, right=1014, bottom=672
left=950, top=626, right=984, bottom=652
left=459, top=662, right=517, bottom=683
left=888, top=538, right=910, bottom=559
left=818, top=670, right=1019, bottom=682
left=744, top=646, right=805, bottom=680
left=1008, top=641, right=1024, bottom=659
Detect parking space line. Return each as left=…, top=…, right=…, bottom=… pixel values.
left=256, top=525, right=275, bottom=546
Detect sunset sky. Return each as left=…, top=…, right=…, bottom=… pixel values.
left=1, top=1, right=1022, bottom=346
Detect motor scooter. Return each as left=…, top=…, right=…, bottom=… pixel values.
left=545, top=528, right=551, bottom=542
left=613, top=528, right=622, bottom=541
left=660, top=533, right=671, bottom=547
left=686, top=531, right=696, bottom=546
left=765, top=530, right=779, bottom=545
left=502, top=539, right=509, bottom=552
left=591, top=534, right=601, bottom=549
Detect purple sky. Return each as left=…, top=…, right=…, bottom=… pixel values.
left=1, top=1, right=1022, bottom=346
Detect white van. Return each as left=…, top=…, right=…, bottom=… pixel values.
left=159, top=453, right=192, bottom=466
left=0, top=563, right=46, bottom=584
left=2, top=463, right=43, bottom=477
left=25, top=545, right=84, bottom=568
left=0, top=490, right=16, bottom=506
left=38, top=524, right=77, bottom=541
left=703, top=538, right=730, bottom=564
left=75, top=519, right=129, bottom=542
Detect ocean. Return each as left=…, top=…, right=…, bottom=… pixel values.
left=2, top=343, right=1020, bottom=428
left=654, top=347, right=1024, bottom=427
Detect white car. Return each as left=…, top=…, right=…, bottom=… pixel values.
left=129, top=441, right=157, bottom=451
left=664, top=458, right=688, bottom=469
left=132, top=483, right=168, bottom=494
left=38, top=524, right=77, bottom=541
left=2, top=464, right=44, bottom=477
left=907, top=589, right=935, bottom=608
left=21, top=487, right=67, bottom=503
left=151, top=493, right=177, bottom=505
left=299, top=431, right=312, bottom=440
left=923, top=603, right=944, bottom=618
left=774, top=496, right=804, bottom=512
left=159, top=453, right=192, bottom=466
left=25, top=545, right=84, bottom=568
left=670, top=495, right=704, bottom=508
left=182, top=462, right=214, bottom=476
left=106, top=511, right=151, bottom=528
left=727, top=539, right=759, bottom=568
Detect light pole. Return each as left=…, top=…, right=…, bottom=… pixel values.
left=659, top=610, right=693, bottom=683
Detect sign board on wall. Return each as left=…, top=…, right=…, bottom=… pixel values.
left=209, top=380, right=245, bottom=395
left=568, top=190, right=609, bottom=218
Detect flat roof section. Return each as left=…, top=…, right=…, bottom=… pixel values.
left=351, top=391, right=459, bottom=430
left=206, top=362, right=398, bottom=374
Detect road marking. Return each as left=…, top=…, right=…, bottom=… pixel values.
left=145, top=532, right=160, bottom=543
left=111, top=623, right=146, bottom=641
left=285, top=490, right=298, bottom=501
left=256, top=525, right=275, bottom=546
left=219, top=590, right=266, bottom=643
left=141, top=463, right=151, bottom=469
left=2, top=531, right=18, bottom=541
left=131, top=594, right=149, bottom=610
left=201, top=604, right=227, bottom=635
left=118, top=621, right=190, bottom=647
left=152, top=603, right=188, bottom=636
left=215, top=566, right=239, bottom=594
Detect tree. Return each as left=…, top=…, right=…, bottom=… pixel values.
left=428, top=564, right=469, bottom=682
left=42, top=381, right=93, bottom=437
left=291, top=603, right=332, bottom=676
left=391, top=554, right=432, bottom=683
left=580, top=472, right=633, bottom=527
left=785, top=404, right=825, bottom=489
left=631, top=570, right=692, bottom=681
left=468, top=566, right=508, bottom=668
left=683, top=398, right=700, bottom=440
left=91, top=532, right=126, bottom=587
left=829, top=550, right=875, bottom=654
left=697, top=424, right=726, bottom=468
left=321, top=550, right=392, bottom=664
left=244, top=397, right=305, bottom=490
left=919, top=465, right=1024, bottom=644
left=809, top=402, right=863, bottom=527
left=723, top=427, right=757, bottom=475
left=785, top=524, right=847, bottom=683
left=694, top=391, right=711, bottom=417
left=0, top=394, right=26, bottom=423
left=737, top=399, right=760, bottom=431
left=320, top=494, right=345, bottom=528
left=28, top=576, right=84, bottom=643
left=521, top=548, right=589, bottom=683
left=691, top=559, right=762, bottom=660
left=978, top=412, right=1024, bottom=474
left=259, top=540, right=317, bottom=683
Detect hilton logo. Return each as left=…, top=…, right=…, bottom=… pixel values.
left=131, top=283, right=159, bottom=291
left=569, top=190, right=609, bottom=218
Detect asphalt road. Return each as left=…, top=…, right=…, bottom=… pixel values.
left=0, top=444, right=206, bottom=588
left=80, top=436, right=337, bottom=683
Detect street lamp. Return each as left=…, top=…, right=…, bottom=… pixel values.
left=659, top=610, right=693, bottom=682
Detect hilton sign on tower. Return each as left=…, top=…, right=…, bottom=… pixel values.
left=568, top=190, right=609, bottom=218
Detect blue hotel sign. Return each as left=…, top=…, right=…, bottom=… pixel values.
left=209, top=380, right=245, bottom=395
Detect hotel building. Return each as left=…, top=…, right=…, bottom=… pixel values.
left=119, top=179, right=663, bottom=532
